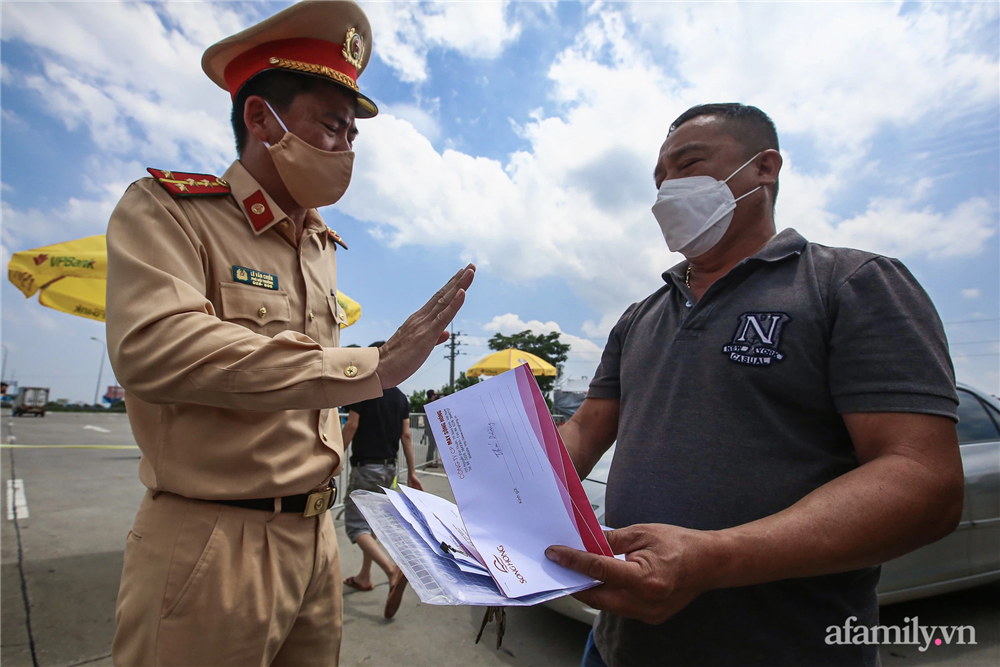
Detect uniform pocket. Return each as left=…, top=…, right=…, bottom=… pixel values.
left=218, top=282, right=291, bottom=336
left=324, top=294, right=347, bottom=347
left=328, top=294, right=349, bottom=329
left=160, top=508, right=222, bottom=619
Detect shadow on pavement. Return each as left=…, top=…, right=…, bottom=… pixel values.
left=2, top=551, right=122, bottom=667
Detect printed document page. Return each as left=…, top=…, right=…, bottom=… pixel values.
left=426, top=367, right=595, bottom=598
left=350, top=490, right=594, bottom=606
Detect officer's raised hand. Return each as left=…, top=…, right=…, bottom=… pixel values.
left=376, top=264, right=476, bottom=389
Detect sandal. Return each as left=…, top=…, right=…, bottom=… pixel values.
left=384, top=571, right=408, bottom=618
left=343, top=576, right=374, bottom=592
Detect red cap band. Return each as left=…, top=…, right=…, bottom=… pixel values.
left=223, top=37, right=359, bottom=100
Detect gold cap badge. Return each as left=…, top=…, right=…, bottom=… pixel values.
left=342, top=27, right=364, bottom=69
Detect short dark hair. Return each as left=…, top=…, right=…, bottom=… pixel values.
left=231, top=70, right=330, bottom=156
left=426, top=389, right=436, bottom=397
left=669, top=103, right=780, bottom=206
left=369, top=340, right=386, bottom=348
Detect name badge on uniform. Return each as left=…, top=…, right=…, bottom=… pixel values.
left=232, top=265, right=279, bottom=291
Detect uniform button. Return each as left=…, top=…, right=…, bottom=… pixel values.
left=345, top=365, right=358, bottom=378
left=321, top=433, right=329, bottom=442
left=685, top=301, right=692, bottom=308
left=309, top=311, right=315, bottom=321
left=258, top=306, right=267, bottom=318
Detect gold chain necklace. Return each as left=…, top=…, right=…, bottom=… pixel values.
left=685, top=265, right=692, bottom=289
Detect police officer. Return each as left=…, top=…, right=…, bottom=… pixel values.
left=105, top=2, right=474, bottom=665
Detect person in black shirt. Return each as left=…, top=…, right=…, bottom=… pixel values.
left=341, top=341, right=423, bottom=619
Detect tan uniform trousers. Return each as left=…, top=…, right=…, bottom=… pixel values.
left=112, top=490, right=342, bottom=666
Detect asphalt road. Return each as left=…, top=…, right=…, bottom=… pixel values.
left=2, top=410, right=997, bottom=667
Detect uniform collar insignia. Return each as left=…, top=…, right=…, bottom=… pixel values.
left=222, top=160, right=288, bottom=235
left=326, top=228, right=348, bottom=250
left=242, top=190, right=275, bottom=231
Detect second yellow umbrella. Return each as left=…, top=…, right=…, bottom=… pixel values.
left=467, top=347, right=558, bottom=378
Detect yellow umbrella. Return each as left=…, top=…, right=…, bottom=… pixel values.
left=334, top=290, right=361, bottom=329
left=7, top=235, right=361, bottom=327
left=467, top=347, right=558, bottom=378
left=8, top=235, right=107, bottom=321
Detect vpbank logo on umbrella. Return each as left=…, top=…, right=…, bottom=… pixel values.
left=8, top=234, right=363, bottom=328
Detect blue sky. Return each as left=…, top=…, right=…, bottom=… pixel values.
left=2, top=0, right=998, bottom=404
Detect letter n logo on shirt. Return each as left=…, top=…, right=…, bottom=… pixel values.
left=722, top=312, right=792, bottom=366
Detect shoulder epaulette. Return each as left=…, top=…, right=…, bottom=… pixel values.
left=327, top=228, right=348, bottom=250
left=147, top=168, right=231, bottom=198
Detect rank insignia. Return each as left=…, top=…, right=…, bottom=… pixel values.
left=147, top=168, right=230, bottom=198
left=326, top=228, right=348, bottom=250
left=242, top=190, right=275, bottom=231
left=232, top=265, right=279, bottom=290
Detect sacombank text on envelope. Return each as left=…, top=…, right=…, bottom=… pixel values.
left=425, top=363, right=612, bottom=598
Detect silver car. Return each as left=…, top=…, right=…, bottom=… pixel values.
left=546, top=383, right=1000, bottom=623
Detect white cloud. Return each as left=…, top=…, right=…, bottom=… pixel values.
left=795, top=196, right=996, bottom=261
left=482, top=313, right=603, bottom=362
left=627, top=2, right=998, bottom=156
left=340, top=2, right=997, bottom=338
left=3, top=1, right=248, bottom=172
left=3, top=1, right=997, bottom=344
left=379, top=102, right=441, bottom=142
left=362, top=1, right=522, bottom=84
left=962, top=288, right=981, bottom=299
left=1, top=108, right=26, bottom=128
left=1, top=155, right=144, bottom=250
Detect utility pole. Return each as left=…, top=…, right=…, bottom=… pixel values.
left=444, top=324, right=465, bottom=393
left=90, top=337, right=106, bottom=408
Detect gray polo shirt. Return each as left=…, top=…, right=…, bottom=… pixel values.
left=589, top=229, right=958, bottom=667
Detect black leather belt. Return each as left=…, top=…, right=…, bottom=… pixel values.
left=350, top=457, right=396, bottom=467
left=214, top=480, right=337, bottom=517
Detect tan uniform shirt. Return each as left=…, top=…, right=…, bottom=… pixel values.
left=106, top=160, right=382, bottom=500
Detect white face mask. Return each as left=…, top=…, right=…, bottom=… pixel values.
left=651, top=152, right=763, bottom=258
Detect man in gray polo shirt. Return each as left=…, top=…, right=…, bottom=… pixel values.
left=547, top=103, right=964, bottom=667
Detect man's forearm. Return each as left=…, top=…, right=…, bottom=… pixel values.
left=559, top=397, right=620, bottom=479
left=704, top=454, right=963, bottom=591
left=401, top=434, right=416, bottom=472
left=341, top=424, right=358, bottom=447
left=560, top=419, right=603, bottom=479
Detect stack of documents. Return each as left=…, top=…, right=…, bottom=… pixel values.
left=352, top=364, right=613, bottom=606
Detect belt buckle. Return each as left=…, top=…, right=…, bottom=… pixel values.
left=303, top=480, right=337, bottom=518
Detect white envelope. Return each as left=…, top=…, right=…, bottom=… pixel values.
left=425, top=364, right=613, bottom=598
left=352, top=364, right=612, bottom=604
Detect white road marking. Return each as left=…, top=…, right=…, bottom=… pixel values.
left=6, top=479, right=28, bottom=520
left=83, top=425, right=111, bottom=434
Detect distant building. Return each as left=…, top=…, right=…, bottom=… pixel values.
left=103, top=385, right=125, bottom=405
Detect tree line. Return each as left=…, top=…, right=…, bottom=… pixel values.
left=407, top=329, right=570, bottom=412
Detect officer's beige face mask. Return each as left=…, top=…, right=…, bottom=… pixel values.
left=264, top=101, right=354, bottom=209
